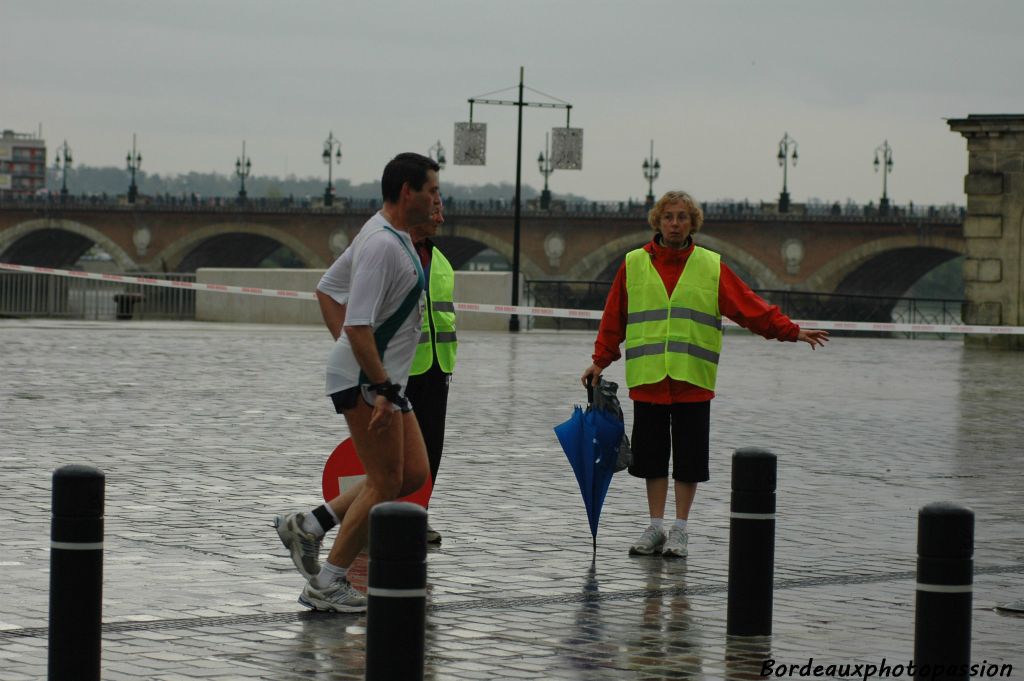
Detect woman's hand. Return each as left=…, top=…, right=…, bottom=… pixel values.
left=581, top=363, right=603, bottom=387
left=797, top=328, right=830, bottom=350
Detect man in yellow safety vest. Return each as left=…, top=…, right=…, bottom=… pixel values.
left=406, top=201, right=457, bottom=543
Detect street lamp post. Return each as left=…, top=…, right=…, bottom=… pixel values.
left=54, top=140, right=72, bottom=201
left=874, top=140, right=894, bottom=216
left=642, top=139, right=660, bottom=208
left=537, top=132, right=554, bottom=210
left=126, top=133, right=142, bottom=204
left=427, top=139, right=447, bottom=170
left=322, top=132, right=342, bottom=207
left=458, top=67, right=576, bottom=332
left=235, top=141, right=252, bottom=204
left=776, top=132, right=798, bottom=213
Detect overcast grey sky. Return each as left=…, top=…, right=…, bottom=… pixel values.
left=3, top=1, right=1022, bottom=204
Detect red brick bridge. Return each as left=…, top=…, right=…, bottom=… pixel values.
left=0, top=201, right=963, bottom=297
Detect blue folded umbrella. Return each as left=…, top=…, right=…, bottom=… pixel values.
left=554, top=403, right=625, bottom=553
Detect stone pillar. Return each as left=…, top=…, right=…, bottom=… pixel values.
left=948, top=115, right=1024, bottom=350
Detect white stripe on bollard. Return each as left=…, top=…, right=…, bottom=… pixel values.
left=729, top=512, right=776, bottom=520
left=916, top=583, right=974, bottom=593
left=367, top=587, right=428, bottom=598
left=50, top=541, right=104, bottom=550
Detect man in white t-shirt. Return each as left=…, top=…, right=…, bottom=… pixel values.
left=274, top=152, right=440, bottom=612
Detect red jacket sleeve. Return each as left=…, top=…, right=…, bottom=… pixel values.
left=718, top=263, right=800, bottom=342
left=592, top=262, right=628, bottom=367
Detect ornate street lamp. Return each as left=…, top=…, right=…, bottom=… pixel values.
left=642, top=139, right=660, bottom=208
left=537, top=132, right=554, bottom=210
left=427, top=139, right=447, bottom=170
left=54, top=139, right=72, bottom=201
left=235, top=141, right=252, bottom=204
left=874, top=139, right=894, bottom=216
left=777, top=132, right=798, bottom=213
left=126, top=133, right=142, bottom=204
left=322, top=132, right=342, bottom=207
left=454, top=67, right=580, bottom=332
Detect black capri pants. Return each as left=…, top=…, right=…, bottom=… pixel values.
left=628, top=400, right=711, bottom=483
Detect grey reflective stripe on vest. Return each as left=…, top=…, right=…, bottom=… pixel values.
left=433, top=301, right=455, bottom=313
left=627, top=309, right=667, bottom=324
left=670, top=307, right=722, bottom=329
left=626, top=341, right=720, bottom=365
left=668, top=341, right=720, bottom=364
left=627, top=307, right=722, bottom=329
left=420, top=331, right=457, bottom=344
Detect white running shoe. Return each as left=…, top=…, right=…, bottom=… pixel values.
left=298, top=578, right=367, bottom=613
left=273, top=513, right=322, bottom=580
left=662, top=526, right=689, bottom=558
left=629, top=525, right=667, bottom=555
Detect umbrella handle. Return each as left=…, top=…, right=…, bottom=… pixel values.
left=585, top=375, right=594, bottom=406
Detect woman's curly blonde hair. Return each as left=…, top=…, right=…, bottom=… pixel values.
left=648, top=191, right=704, bottom=233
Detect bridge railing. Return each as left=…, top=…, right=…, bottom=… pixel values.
left=524, top=279, right=964, bottom=338
left=0, top=193, right=965, bottom=223
left=0, top=271, right=195, bottom=321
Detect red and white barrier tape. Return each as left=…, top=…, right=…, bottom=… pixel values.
left=2, top=262, right=1022, bottom=335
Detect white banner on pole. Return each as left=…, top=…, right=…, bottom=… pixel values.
left=453, top=122, right=487, bottom=165
left=551, top=127, right=583, bottom=170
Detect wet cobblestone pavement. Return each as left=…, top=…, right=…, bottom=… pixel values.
left=1, top=319, right=1022, bottom=680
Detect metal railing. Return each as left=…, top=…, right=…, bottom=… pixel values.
left=0, top=193, right=964, bottom=224
left=0, top=271, right=196, bottom=321
left=524, top=279, right=964, bottom=338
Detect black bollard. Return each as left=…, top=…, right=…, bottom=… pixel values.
left=48, top=465, right=105, bottom=681
left=727, top=448, right=776, bottom=636
left=914, top=502, right=973, bottom=679
left=365, top=501, right=427, bottom=681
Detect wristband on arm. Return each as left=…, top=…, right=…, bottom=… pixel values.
left=368, top=380, right=403, bottom=404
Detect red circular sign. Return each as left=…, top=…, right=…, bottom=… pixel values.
left=321, top=438, right=433, bottom=507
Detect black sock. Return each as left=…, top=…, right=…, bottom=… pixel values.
left=311, top=504, right=337, bottom=533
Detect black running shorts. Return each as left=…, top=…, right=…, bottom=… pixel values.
left=628, top=400, right=711, bottom=482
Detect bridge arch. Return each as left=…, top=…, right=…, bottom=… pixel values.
left=805, top=236, right=965, bottom=295
left=437, top=225, right=545, bottom=278
left=0, top=218, right=138, bottom=270
left=154, top=222, right=328, bottom=272
left=566, top=230, right=786, bottom=289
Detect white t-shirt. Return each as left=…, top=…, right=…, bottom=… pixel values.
left=317, top=212, right=425, bottom=396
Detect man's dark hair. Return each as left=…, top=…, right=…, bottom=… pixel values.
left=381, top=152, right=440, bottom=203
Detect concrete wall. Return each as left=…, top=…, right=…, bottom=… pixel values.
left=196, top=268, right=521, bottom=330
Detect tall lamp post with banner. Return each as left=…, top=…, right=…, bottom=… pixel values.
left=874, top=139, right=893, bottom=216
left=126, top=134, right=142, bottom=204
left=453, top=66, right=581, bottom=332
left=776, top=132, right=798, bottom=213
left=322, top=132, right=342, bottom=207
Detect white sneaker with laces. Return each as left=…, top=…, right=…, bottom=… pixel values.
left=629, top=525, right=667, bottom=555
left=298, top=578, right=367, bottom=613
left=662, top=526, right=689, bottom=558
left=273, top=512, right=322, bottom=580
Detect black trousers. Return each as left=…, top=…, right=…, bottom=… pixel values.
left=405, top=361, right=450, bottom=485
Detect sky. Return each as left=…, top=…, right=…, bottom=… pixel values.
left=3, top=1, right=1022, bottom=205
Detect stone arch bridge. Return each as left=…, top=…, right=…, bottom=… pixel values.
left=0, top=203, right=964, bottom=298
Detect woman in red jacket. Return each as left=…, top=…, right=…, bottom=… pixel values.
left=581, top=191, right=828, bottom=558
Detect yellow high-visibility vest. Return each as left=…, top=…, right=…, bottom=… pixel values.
left=410, top=246, right=458, bottom=375
left=623, top=246, right=723, bottom=390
